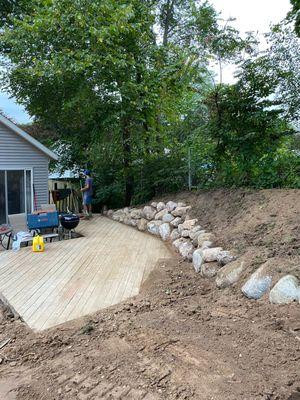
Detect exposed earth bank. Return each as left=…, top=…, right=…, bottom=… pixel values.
left=0, top=189, right=299, bottom=400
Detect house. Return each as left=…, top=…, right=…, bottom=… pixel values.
left=0, top=114, right=58, bottom=224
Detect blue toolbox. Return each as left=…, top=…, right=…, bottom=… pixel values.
left=27, top=212, right=59, bottom=230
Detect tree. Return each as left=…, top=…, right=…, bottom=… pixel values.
left=289, top=0, right=300, bottom=36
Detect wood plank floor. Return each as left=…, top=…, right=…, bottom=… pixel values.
left=0, top=216, right=172, bottom=331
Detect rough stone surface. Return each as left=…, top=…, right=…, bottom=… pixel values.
left=201, top=241, right=213, bottom=249
left=217, top=250, right=236, bottom=266
left=147, top=220, right=163, bottom=236
left=137, top=218, right=148, bottom=231
left=192, top=249, right=204, bottom=273
left=170, top=217, right=182, bottom=228
left=107, top=210, right=113, bottom=218
left=151, top=202, right=157, bottom=208
left=143, top=206, right=156, bottom=221
left=242, top=264, right=273, bottom=300
left=189, top=225, right=203, bottom=240
left=155, top=209, right=168, bottom=220
left=156, top=202, right=166, bottom=212
left=269, top=275, right=300, bottom=304
left=216, top=260, right=245, bottom=289
left=159, top=223, right=171, bottom=241
left=170, top=229, right=180, bottom=241
left=130, top=209, right=142, bottom=219
left=178, top=241, right=194, bottom=261
left=129, top=219, right=138, bottom=227
left=172, top=238, right=185, bottom=251
left=166, top=201, right=178, bottom=212
left=177, top=202, right=186, bottom=207
left=181, top=219, right=198, bottom=230
left=181, top=230, right=190, bottom=238
left=201, top=262, right=221, bottom=278
left=162, top=213, right=175, bottom=223
left=172, top=206, right=191, bottom=217
left=197, top=232, right=215, bottom=248
left=192, top=230, right=206, bottom=246
left=202, top=247, right=223, bottom=262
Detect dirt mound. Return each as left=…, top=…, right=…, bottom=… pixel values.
left=0, top=189, right=299, bottom=400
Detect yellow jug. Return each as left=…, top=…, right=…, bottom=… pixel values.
left=32, top=235, right=45, bottom=252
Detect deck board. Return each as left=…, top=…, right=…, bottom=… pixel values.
left=0, top=215, right=172, bottom=330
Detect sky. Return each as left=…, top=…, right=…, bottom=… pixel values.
left=0, top=0, right=292, bottom=124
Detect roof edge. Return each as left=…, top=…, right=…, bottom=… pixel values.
left=0, top=114, right=59, bottom=161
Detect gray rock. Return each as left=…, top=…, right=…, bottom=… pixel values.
left=162, top=213, right=175, bottom=223
left=147, top=220, right=163, bottom=235
left=129, top=219, right=138, bottom=227
left=201, top=262, right=221, bottom=278
left=181, top=230, right=190, bottom=238
left=143, top=206, right=156, bottom=221
left=217, top=251, right=237, bottom=266
left=178, top=241, right=194, bottom=261
left=189, top=225, right=203, bottom=240
left=130, top=208, right=142, bottom=219
left=201, top=240, right=213, bottom=249
left=197, top=232, right=215, bottom=248
left=192, top=230, right=206, bottom=246
left=269, top=275, right=300, bottom=304
left=216, top=260, right=245, bottom=288
left=202, top=247, right=223, bottom=262
left=151, top=202, right=157, bottom=208
left=172, top=206, right=191, bottom=217
left=166, top=201, right=178, bottom=212
left=177, top=202, right=186, bottom=207
left=192, top=249, right=204, bottom=273
left=170, top=217, right=182, bottom=228
left=156, top=202, right=166, bottom=212
left=155, top=209, right=168, bottom=220
left=137, top=218, right=148, bottom=231
left=170, top=229, right=180, bottom=241
left=159, top=223, right=172, bottom=241
left=242, top=264, right=273, bottom=300
left=172, top=238, right=185, bottom=251
left=107, top=210, right=113, bottom=218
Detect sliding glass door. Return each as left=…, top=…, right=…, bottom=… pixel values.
left=0, top=170, right=33, bottom=224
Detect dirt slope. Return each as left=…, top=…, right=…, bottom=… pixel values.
left=0, top=189, right=299, bottom=400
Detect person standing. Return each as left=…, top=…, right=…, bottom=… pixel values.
left=81, top=170, right=93, bottom=218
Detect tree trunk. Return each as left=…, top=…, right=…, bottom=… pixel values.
left=122, top=122, right=134, bottom=206
left=163, top=0, right=175, bottom=47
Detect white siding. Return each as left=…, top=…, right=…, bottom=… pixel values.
left=0, top=121, right=50, bottom=207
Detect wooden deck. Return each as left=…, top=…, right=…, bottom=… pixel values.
left=0, top=216, right=172, bottom=331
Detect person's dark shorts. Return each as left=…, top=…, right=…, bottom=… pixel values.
left=83, top=194, right=92, bottom=205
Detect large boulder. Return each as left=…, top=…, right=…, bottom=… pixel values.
left=155, top=209, right=168, bottom=220
left=217, top=251, right=236, bottom=266
left=189, top=225, right=203, bottom=240
left=201, top=262, right=221, bottom=278
left=143, top=206, right=156, bottom=221
left=197, top=232, right=215, bottom=248
left=162, top=213, right=175, bottom=223
left=147, top=220, right=163, bottom=235
left=159, top=223, right=172, bottom=241
left=192, top=230, right=206, bottom=246
left=201, top=240, right=213, bottom=249
left=172, top=206, right=191, bottom=218
left=107, top=210, right=114, bottom=218
left=242, top=263, right=273, bottom=300
left=170, top=217, right=183, bottom=228
left=178, top=241, right=194, bottom=261
left=130, top=208, right=142, bottom=219
left=137, top=218, right=148, bottom=231
left=192, top=249, right=204, bottom=273
left=181, top=230, right=190, bottom=238
left=216, top=260, right=245, bottom=289
left=172, top=238, right=185, bottom=251
left=166, top=201, right=177, bottom=212
left=156, top=202, right=166, bottom=212
left=269, top=275, right=300, bottom=304
left=112, top=210, right=125, bottom=222
left=170, top=229, right=180, bottom=241
left=201, top=247, right=223, bottom=262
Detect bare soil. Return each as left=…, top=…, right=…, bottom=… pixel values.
left=0, top=189, right=299, bottom=400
